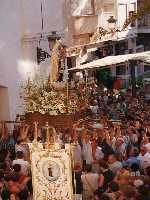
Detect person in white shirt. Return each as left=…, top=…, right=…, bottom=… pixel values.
left=139, top=144, right=150, bottom=170
left=12, top=151, right=30, bottom=176
left=108, top=154, right=123, bottom=175
left=114, top=137, right=126, bottom=157
left=15, top=140, right=30, bottom=161
left=73, top=142, right=82, bottom=167
left=90, top=100, right=99, bottom=117
left=81, top=164, right=99, bottom=200
left=82, top=135, right=93, bottom=165
left=95, top=146, right=104, bottom=161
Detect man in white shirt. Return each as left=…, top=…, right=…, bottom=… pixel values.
left=139, top=144, right=150, bottom=170
left=82, top=136, right=93, bottom=165
left=114, top=137, right=126, bottom=157
left=81, top=164, right=99, bottom=200
left=95, top=146, right=104, bottom=161
left=73, top=142, right=82, bottom=167
left=12, top=151, right=30, bottom=176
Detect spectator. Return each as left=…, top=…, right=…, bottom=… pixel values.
left=12, top=151, right=30, bottom=176
left=81, top=164, right=99, bottom=200
left=108, top=154, right=123, bottom=175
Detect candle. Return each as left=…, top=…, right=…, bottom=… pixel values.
left=34, top=121, right=38, bottom=142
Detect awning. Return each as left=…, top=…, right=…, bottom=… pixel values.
left=69, top=51, right=150, bottom=72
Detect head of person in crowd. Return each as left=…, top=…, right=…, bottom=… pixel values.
left=9, top=193, right=17, bottom=200
left=99, top=159, right=109, bottom=171
left=18, top=188, right=29, bottom=200
left=0, top=149, right=9, bottom=163
left=108, top=154, right=119, bottom=165
left=140, top=145, right=147, bottom=156
left=130, top=163, right=140, bottom=172
left=13, top=164, right=21, bottom=175
left=16, top=151, right=24, bottom=160
left=85, top=164, right=92, bottom=173
left=135, top=120, right=143, bottom=129
left=128, top=146, right=139, bottom=158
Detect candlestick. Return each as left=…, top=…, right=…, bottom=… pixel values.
left=45, top=122, right=49, bottom=146
left=34, top=121, right=38, bottom=142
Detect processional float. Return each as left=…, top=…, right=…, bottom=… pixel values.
left=28, top=40, right=75, bottom=200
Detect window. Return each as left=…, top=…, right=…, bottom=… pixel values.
left=129, top=3, right=136, bottom=27
left=71, top=0, right=95, bottom=16
left=116, top=65, right=126, bottom=75
left=118, top=4, right=127, bottom=28
left=144, top=65, right=150, bottom=72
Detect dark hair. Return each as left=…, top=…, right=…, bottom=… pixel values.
left=0, top=169, right=4, bottom=179
left=0, top=149, right=8, bottom=162
left=146, top=166, right=150, bottom=177
left=138, top=185, right=149, bottom=196
left=18, top=188, right=29, bottom=200
left=16, top=151, right=24, bottom=159
left=99, top=159, right=108, bottom=169
left=132, top=148, right=139, bottom=157
left=85, top=164, right=92, bottom=172
left=130, top=163, right=140, bottom=172
left=16, top=139, right=23, bottom=145
left=11, top=174, right=20, bottom=182
left=13, top=164, right=21, bottom=173
left=109, top=154, right=118, bottom=160
left=108, top=181, right=119, bottom=192
left=0, top=162, right=7, bottom=171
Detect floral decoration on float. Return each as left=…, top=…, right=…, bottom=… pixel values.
left=21, top=78, right=90, bottom=128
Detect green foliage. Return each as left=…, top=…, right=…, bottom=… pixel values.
left=96, top=69, right=115, bottom=90
left=136, top=76, right=144, bottom=87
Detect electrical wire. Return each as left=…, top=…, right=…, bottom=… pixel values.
left=39, top=0, right=44, bottom=46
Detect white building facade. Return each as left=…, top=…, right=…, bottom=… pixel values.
left=0, top=0, right=66, bottom=121
left=66, top=0, right=138, bottom=87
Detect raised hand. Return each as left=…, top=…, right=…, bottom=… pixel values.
left=20, top=123, right=30, bottom=141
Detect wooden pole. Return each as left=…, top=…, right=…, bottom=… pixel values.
left=65, top=58, right=69, bottom=100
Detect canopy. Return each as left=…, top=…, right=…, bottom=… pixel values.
left=69, top=51, right=150, bottom=72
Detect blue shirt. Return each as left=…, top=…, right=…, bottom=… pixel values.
left=122, top=156, right=140, bottom=167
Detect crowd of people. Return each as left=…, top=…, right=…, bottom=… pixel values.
left=71, top=88, right=150, bottom=200
left=0, top=122, right=31, bottom=200
left=0, top=87, right=149, bottom=200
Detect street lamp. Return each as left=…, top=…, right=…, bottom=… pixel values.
left=47, top=31, right=60, bottom=51
left=107, top=16, right=117, bottom=31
